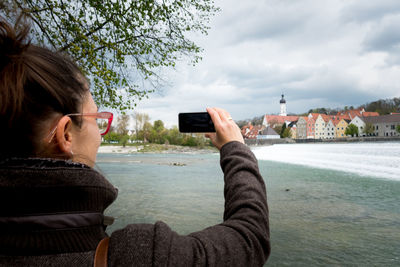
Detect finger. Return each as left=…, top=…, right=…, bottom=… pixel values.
left=207, top=107, right=222, bottom=127
left=213, top=107, right=231, bottom=122
left=205, top=132, right=216, bottom=139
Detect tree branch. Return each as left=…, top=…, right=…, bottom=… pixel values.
left=76, top=34, right=144, bottom=60
left=60, top=3, right=131, bottom=52
left=15, top=0, right=58, bottom=49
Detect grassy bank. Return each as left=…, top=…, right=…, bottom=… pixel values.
left=99, top=143, right=218, bottom=154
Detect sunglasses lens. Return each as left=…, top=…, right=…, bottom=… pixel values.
left=97, top=118, right=109, bottom=134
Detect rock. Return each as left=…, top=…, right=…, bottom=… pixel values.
left=171, top=162, right=186, bottom=166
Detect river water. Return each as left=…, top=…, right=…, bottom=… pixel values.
left=97, top=142, right=400, bottom=266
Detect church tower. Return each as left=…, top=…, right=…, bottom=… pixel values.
left=280, top=94, right=287, bottom=116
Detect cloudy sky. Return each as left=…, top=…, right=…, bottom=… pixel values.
left=132, top=0, right=400, bottom=127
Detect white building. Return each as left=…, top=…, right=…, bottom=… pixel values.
left=323, top=120, right=335, bottom=139
left=314, top=114, right=326, bottom=139
left=349, top=116, right=366, bottom=136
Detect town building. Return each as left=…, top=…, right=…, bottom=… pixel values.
left=324, top=119, right=335, bottom=139
left=363, top=114, right=400, bottom=137
left=336, top=108, right=379, bottom=120
left=257, top=127, right=280, bottom=139
left=262, top=115, right=299, bottom=128
left=296, top=117, right=308, bottom=139
left=335, top=119, right=350, bottom=138
left=241, top=123, right=262, bottom=139
left=307, top=113, right=318, bottom=139
left=314, top=114, right=329, bottom=139
left=349, top=116, right=366, bottom=136
left=290, top=125, right=297, bottom=139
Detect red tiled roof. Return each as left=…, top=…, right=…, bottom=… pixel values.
left=363, top=114, right=400, bottom=124
left=309, top=113, right=320, bottom=120
left=264, top=115, right=298, bottom=125
left=242, top=125, right=262, bottom=139
left=299, top=116, right=308, bottom=122
left=362, top=112, right=380, bottom=117
left=335, top=108, right=379, bottom=120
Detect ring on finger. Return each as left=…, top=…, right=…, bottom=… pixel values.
left=227, top=117, right=233, bottom=120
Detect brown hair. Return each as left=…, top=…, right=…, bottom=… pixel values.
left=0, top=16, right=88, bottom=159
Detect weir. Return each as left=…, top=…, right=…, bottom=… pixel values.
left=251, top=142, right=400, bottom=180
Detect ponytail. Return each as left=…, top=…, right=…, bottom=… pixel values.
left=0, top=15, right=88, bottom=158
left=0, top=15, right=30, bottom=125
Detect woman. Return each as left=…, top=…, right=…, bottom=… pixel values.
left=0, top=17, right=270, bottom=266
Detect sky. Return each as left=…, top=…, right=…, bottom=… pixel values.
left=131, top=0, right=400, bottom=128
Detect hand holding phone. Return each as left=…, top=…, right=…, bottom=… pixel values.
left=205, top=107, right=244, bottom=150
left=178, top=108, right=244, bottom=150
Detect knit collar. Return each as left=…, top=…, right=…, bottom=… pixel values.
left=0, top=157, right=118, bottom=255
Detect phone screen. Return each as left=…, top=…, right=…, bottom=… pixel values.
left=178, top=112, right=215, bottom=133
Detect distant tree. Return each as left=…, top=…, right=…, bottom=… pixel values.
left=120, top=135, right=130, bottom=147
left=103, top=131, right=120, bottom=143
left=193, top=133, right=207, bottom=148
left=115, top=114, right=130, bottom=135
left=149, top=120, right=167, bottom=144
left=182, top=135, right=198, bottom=146
left=273, top=124, right=282, bottom=136
left=280, top=123, right=287, bottom=138
left=142, top=121, right=153, bottom=142
left=361, top=97, right=400, bottom=115
left=133, top=112, right=150, bottom=140
left=251, top=115, right=264, bottom=126
left=166, top=126, right=183, bottom=145
left=396, top=125, right=400, bottom=134
left=236, top=120, right=248, bottom=129
left=345, top=124, right=359, bottom=137
left=282, top=127, right=291, bottom=138
left=153, top=120, right=164, bottom=132
left=308, top=108, right=329, bottom=114
left=363, top=123, right=374, bottom=136
left=235, top=115, right=264, bottom=128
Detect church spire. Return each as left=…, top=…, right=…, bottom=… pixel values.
left=280, top=94, right=287, bottom=116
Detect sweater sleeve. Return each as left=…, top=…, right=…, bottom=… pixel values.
left=152, top=141, right=270, bottom=266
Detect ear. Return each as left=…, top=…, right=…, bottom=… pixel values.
left=54, top=116, right=73, bottom=155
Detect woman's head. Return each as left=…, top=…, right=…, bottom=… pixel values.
left=0, top=16, right=102, bottom=166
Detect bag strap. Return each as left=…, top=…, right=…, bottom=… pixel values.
left=94, top=237, right=110, bottom=267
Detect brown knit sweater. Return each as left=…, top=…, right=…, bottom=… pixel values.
left=0, top=141, right=270, bottom=266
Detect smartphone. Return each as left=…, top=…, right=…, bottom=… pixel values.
left=178, top=112, right=215, bottom=133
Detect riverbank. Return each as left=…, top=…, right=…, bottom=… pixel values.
left=98, top=144, right=218, bottom=154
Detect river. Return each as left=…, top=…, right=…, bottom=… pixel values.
left=97, top=142, right=400, bottom=266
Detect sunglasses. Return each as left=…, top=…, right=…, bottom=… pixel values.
left=46, top=112, right=114, bottom=143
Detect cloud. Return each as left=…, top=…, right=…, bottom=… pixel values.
left=341, top=0, right=400, bottom=23
left=361, top=15, right=400, bottom=65
left=131, top=0, right=400, bottom=126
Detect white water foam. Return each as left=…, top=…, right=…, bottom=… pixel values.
left=251, top=142, right=400, bottom=181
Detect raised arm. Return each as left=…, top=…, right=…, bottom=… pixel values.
left=108, top=108, right=270, bottom=266
left=155, top=108, right=270, bottom=266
